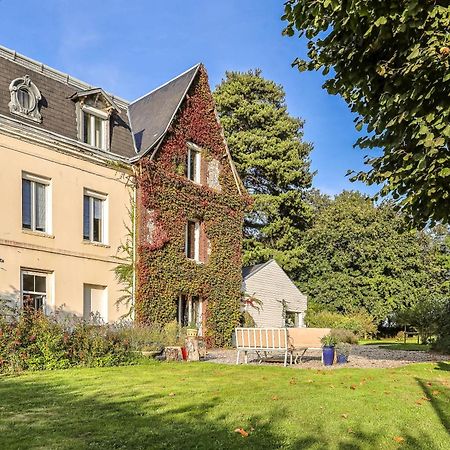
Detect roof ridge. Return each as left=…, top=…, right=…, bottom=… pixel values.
left=0, top=44, right=129, bottom=108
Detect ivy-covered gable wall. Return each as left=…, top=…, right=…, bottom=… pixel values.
left=136, top=66, right=248, bottom=346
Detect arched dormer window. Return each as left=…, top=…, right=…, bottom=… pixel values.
left=70, top=88, right=120, bottom=151
left=9, top=75, right=42, bottom=123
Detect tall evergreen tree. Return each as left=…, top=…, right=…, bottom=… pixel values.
left=213, top=70, right=314, bottom=270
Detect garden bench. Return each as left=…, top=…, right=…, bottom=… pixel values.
left=235, top=327, right=290, bottom=366
left=235, top=327, right=332, bottom=366
left=287, top=328, right=331, bottom=363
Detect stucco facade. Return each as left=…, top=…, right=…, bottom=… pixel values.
left=0, top=133, right=132, bottom=320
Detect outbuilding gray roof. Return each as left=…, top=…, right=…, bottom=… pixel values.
left=242, top=260, right=273, bottom=280
left=128, top=64, right=200, bottom=155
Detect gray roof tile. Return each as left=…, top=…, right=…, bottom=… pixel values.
left=128, top=64, right=200, bottom=155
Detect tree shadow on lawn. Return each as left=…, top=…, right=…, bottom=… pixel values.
left=416, top=377, right=450, bottom=433
left=0, top=371, right=445, bottom=450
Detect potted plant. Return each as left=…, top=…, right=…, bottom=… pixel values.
left=335, top=342, right=351, bottom=364
left=321, top=334, right=337, bottom=366
left=186, top=322, right=198, bottom=338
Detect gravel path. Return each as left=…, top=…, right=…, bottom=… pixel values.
left=204, top=345, right=450, bottom=369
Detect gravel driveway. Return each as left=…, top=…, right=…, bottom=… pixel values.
left=204, top=345, right=450, bottom=369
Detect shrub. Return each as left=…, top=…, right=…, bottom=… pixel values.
left=0, top=309, right=136, bottom=373
left=330, top=328, right=358, bottom=345
left=117, top=322, right=186, bottom=351
left=395, top=331, right=406, bottom=343
left=335, top=342, right=351, bottom=357
left=239, top=311, right=256, bottom=328
left=306, top=310, right=376, bottom=338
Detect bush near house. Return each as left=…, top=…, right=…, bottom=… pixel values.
left=305, top=310, right=376, bottom=338
left=0, top=310, right=136, bottom=373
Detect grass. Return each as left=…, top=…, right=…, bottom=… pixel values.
left=359, top=338, right=431, bottom=352
left=0, top=361, right=449, bottom=449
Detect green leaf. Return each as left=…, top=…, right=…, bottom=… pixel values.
left=374, top=16, right=387, bottom=27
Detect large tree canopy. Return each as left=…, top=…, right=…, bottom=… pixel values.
left=213, top=70, right=314, bottom=270
left=298, top=191, right=445, bottom=322
left=283, top=1, right=450, bottom=226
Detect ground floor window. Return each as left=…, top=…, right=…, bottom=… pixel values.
left=285, top=311, right=304, bottom=328
left=21, top=270, right=47, bottom=311
left=83, top=284, right=108, bottom=322
left=176, top=294, right=203, bottom=335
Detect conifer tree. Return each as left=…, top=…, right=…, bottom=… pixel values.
left=214, top=70, right=314, bottom=270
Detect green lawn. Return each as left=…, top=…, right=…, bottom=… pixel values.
left=359, top=338, right=431, bottom=352
left=0, top=361, right=449, bottom=450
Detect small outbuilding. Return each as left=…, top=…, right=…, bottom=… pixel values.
left=242, top=259, right=307, bottom=328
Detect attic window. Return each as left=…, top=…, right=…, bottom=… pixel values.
left=9, top=75, right=42, bottom=122
left=77, top=105, right=109, bottom=151
left=72, top=89, right=119, bottom=151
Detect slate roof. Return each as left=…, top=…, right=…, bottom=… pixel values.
left=242, top=260, right=274, bottom=280
left=128, top=64, right=200, bottom=156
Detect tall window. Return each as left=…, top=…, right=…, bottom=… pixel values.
left=185, top=220, right=200, bottom=261
left=21, top=270, right=47, bottom=311
left=22, top=174, right=50, bottom=233
left=83, top=190, right=107, bottom=243
left=186, top=145, right=201, bottom=183
left=82, top=111, right=107, bottom=149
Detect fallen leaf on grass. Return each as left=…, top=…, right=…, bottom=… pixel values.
left=341, top=414, right=348, bottom=419
left=393, top=436, right=405, bottom=444
left=234, top=428, right=249, bottom=437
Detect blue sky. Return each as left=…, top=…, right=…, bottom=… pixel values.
left=1, top=0, right=376, bottom=196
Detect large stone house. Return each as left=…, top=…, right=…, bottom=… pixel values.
left=0, top=45, right=245, bottom=341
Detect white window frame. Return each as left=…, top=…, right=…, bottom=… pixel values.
left=83, top=189, right=108, bottom=244
left=285, top=311, right=300, bottom=328
left=187, top=143, right=201, bottom=184
left=185, top=220, right=200, bottom=262
left=20, top=269, right=50, bottom=312
left=77, top=104, right=110, bottom=151
left=22, top=172, right=52, bottom=234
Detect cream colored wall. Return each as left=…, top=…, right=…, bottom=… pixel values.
left=243, top=261, right=307, bottom=328
left=0, top=133, right=132, bottom=321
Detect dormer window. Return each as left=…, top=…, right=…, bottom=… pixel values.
left=9, top=75, right=42, bottom=123
left=82, top=108, right=108, bottom=150
left=71, top=88, right=120, bottom=152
